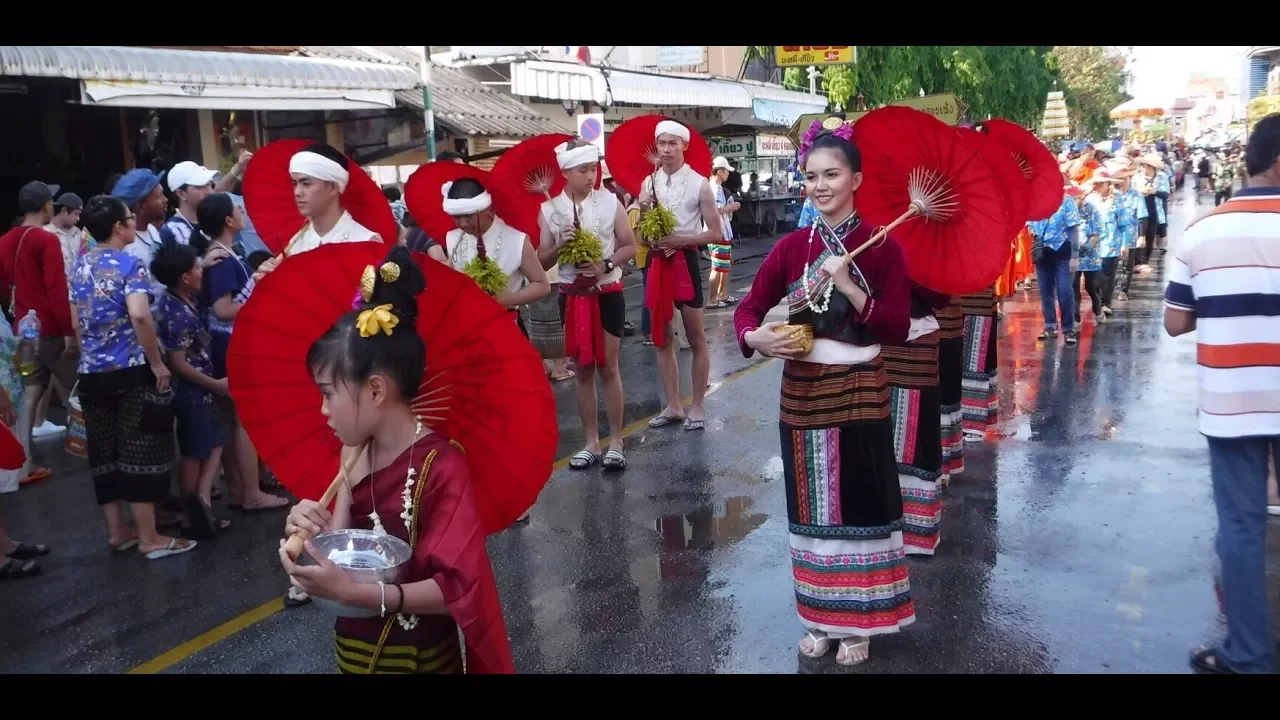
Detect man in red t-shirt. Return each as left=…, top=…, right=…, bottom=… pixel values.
left=0, top=181, right=78, bottom=481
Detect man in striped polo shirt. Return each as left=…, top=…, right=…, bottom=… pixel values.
left=1165, top=113, right=1280, bottom=674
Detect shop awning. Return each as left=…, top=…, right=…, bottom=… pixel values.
left=0, top=45, right=421, bottom=110
left=509, top=60, right=757, bottom=109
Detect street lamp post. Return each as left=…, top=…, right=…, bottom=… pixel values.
left=419, top=45, right=436, bottom=162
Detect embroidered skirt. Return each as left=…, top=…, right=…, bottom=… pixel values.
left=524, top=282, right=565, bottom=360
left=961, top=306, right=999, bottom=434
left=334, top=614, right=463, bottom=674
left=936, top=301, right=965, bottom=481
left=779, top=358, right=916, bottom=637
left=882, top=333, right=943, bottom=556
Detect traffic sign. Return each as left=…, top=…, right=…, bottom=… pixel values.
left=577, top=113, right=605, bottom=151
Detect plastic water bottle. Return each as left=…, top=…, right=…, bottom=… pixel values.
left=17, top=310, right=40, bottom=378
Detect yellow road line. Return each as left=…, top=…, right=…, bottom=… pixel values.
left=127, top=357, right=777, bottom=674
left=127, top=597, right=285, bottom=674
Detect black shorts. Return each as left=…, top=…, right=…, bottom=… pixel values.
left=558, top=291, right=627, bottom=338
left=25, top=335, right=79, bottom=391
left=675, top=248, right=704, bottom=310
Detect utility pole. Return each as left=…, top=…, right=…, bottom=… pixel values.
left=419, top=45, right=436, bottom=161
left=807, top=66, right=822, bottom=95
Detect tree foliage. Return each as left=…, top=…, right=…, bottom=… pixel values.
left=1047, top=46, right=1130, bottom=138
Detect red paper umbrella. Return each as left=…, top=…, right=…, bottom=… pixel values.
left=241, top=139, right=397, bottom=254
left=403, top=162, right=534, bottom=247
left=490, top=133, right=574, bottom=241
left=0, top=423, right=25, bottom=471
left=980, top=119, right=1065, bottom=222
left=853, top=106, right=1011, bottom=296
left=227, top=243, right=557, bottom=533
left=957, top=126, right=1030, bottom=241
left=604, top=115, right=713, bottom=196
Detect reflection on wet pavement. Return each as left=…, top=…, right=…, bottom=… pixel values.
left=0, top=203, right=1271, bottom=673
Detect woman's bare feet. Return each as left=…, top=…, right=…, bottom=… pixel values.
left=241, top=493, right=289, bottom=512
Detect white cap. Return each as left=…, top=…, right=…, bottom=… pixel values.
left=167, top=161, right=218, bottom=192
left=711, top=156, right=733, bottom=171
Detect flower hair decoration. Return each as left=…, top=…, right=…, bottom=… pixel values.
left=356, top=304, right=399, bottom=338
left=799, top=117, right=855, bottom=163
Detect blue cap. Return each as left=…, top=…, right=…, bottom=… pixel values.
left=111, top=169, right=162, bottom=208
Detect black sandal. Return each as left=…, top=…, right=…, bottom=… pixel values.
left=0, top=558, right=40, bottom=579
left=284, top=586, right=311, bottom=608
left=602, top=449, right=627, bottom=471
left=1190, top=646, right=1238, bottom=674
left=569, top=450, right=600, bottom=470
left=5, top=542, right=50, bottom=560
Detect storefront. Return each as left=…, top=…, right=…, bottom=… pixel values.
left=707, top=128, right=801, bottom=236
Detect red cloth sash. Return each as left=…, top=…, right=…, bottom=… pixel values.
left=644, top=250, right=693, bottom=348
left=562, top=281, right=622, bottom=367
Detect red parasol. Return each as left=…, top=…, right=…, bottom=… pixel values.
left=0, top=423, right=24, bottom=471
left=957, top=126, right=1030, bottom=241
left=979, top=119, right=1065, bottom=222
left=227, top=243, right=557, bottom=533
left=845, top=106, right=1011, bottom=296
left=490, top=133, right=593, bottom=243
left=604, top=115, right=713, bottom=196
left=403, top=162, right=535, bottom=247
left=241, top=139, right=397, bottom=254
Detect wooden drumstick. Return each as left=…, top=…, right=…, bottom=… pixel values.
left=283, top=443, right=367, bottom=561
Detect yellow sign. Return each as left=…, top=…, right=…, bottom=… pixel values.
left=775, top=46, right=855, bottom=68
left=786, top=93, right=970, bottom=148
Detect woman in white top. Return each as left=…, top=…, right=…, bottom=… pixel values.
left=443, top=178, right=550, bottom=311
left=535, top=138, right=637, bottom=471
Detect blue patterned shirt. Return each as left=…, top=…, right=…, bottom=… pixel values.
left=1028, top=195, right=1082, bottom=252
left=798, top=197, right=818, bottom=229
left=157, top=293, right=215, bottom=400
left=1076, top=198, right=1103, bottom=271
left=69, top=249, right=152, bottom=374
left=1115, top=188, right=1140, bottom=250
left=1086, top=193, right=1123, bottom=259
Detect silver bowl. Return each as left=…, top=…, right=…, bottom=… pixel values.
left=301, top=529, right=413, bottom=618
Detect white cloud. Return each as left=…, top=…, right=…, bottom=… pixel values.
left=1126, top=46, right=1248, bottom=100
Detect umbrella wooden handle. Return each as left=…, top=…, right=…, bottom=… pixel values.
left=842, top=205, right=921, bottom=262
left=283, top=444, right=367, bottom=561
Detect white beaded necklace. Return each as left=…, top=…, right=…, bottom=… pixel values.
left=451, top=221, right=506, bottom=272
left=561, top=189, right=602, bottom=237
left=366, top=417, right=425, bottom=631
left=654, top=166, right=691, bottom=215
left=801, top=214, right=858, bottom=314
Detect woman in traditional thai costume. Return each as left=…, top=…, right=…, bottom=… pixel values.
left=883, top=285, right=949, bottom=555
left=958, top=285, right=999, bottom=442
left=442, top=178, right=549, bottom=314
left=278, top=246, right=515, bottom=674
left=734, top=122, right=915, bottom=666
left=936, top=298, right=965, bottom=483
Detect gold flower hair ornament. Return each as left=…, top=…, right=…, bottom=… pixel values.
left=358, top=262, right=403, bottom=303
left=356, top=304, right=399, bottom=338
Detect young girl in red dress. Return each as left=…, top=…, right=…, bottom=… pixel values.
left=277, top=246, right=514, bottom=674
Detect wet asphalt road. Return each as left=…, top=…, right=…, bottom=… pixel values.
left=0, top=199, right=1270, bottom=673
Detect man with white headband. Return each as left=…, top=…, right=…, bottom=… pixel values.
left=444, top=177, right=550, bottom=312
left=254, top=143, right=383, bottom=278
left=537, top=137, right=637, bottom=471
left=639, top=119, right=722, bottom=432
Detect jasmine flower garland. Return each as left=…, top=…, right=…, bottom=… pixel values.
left=638, top=205, right=677, bottom=246
left=557, top=226, right=605, bottom=266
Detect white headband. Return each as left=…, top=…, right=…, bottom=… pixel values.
left=440, top=181, right=492, bottom=216
left=555, top=142, right=600, bottom=170
left=289, top=151, right=349, bottom=192
left=655, top=120, right=690, bottom=142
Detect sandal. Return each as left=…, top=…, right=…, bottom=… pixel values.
left=1037, top=330, right=1058, bottom=340
left=109, top=537, right=140, bottom=553
left=602, top=449, right=627, bottom=471
left=20, top=467, right=53, bottom=485
left=284, top=586, right=312, bottom=608
left=798, top=630, right=832, bottom=658
left=836, top=637, right=871, bottom=666
left=569, top=450, right=600, bottom=470
left=143, top=537, right=198, bottom=561
left=550, top=370, right=576, bottom=382
left=5, top=542, right=51, bottom=560
left=1189, top=646, right=1238, bottom=674
left=0, top=557, right=40, bottom=579
left=683, top=417, right=706, bottom=432
left=648, top=412, right=685, bottom=429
